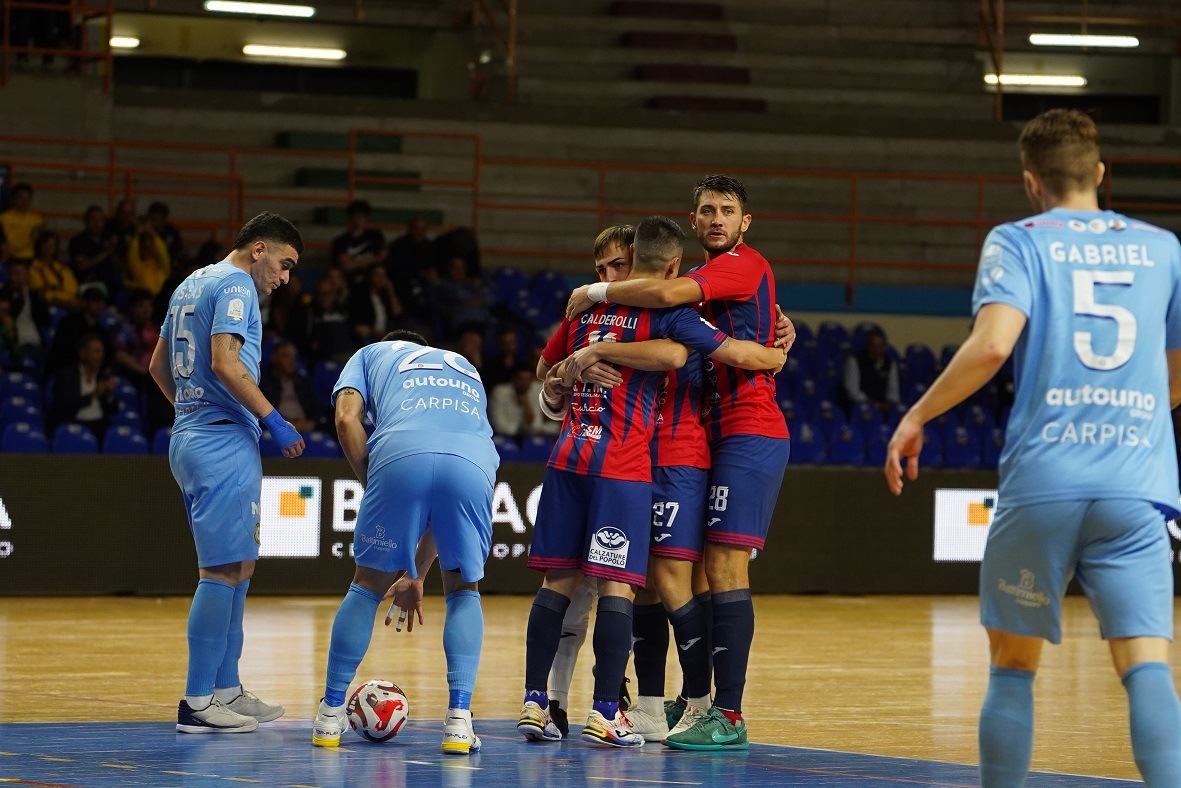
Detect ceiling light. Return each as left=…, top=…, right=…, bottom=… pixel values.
left=1029, top=33, right=1139, bottom=48
left=109, top=36, right=140, bottom=48
left=984, top=73, right=1087, bottom=87
left=242, top=44, right=345, bottom=61
left=205, top=1, right=315, bottom=18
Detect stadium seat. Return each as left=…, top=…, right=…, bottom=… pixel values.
left=792, top=319, right=812, bottom=344
left=981, top=427, right=1005, bottom=468
left=919, top=427, right=943, bottom=468
left=492, top=268, right=530, bottom=305
left=0, top=397, right=42, bottom=429
left=816, top=321, right=849, bottom=349
left=520, top=434, right=555, bottom=463
left=811, top=399, right=846, bottom=441
left=259, top=431, right=282, bottom=458
left=303, top=430, right=342, bottom=458
left=939, top=344, right=959, bottom=370
left=312, top=361, right=343, bottom=409
left=793, top=339, right=821, bottom=372
left=814, top=361, right=842, bottom=400
left=111, top=408, right=144, bottom=430
left=103, top=426, right=149, bottom=455
left=113, top=383, right=141, bottom=416
left=827, top=424, right=865, bottom=465
left=903, top=344, right=936, bottom=385
left=494, top=434, right=521, bottom=462
left=52, top=423, right=98, bottom=454
left=152, top=427, right=172, bottom=455
left=850, top=321, right=884, bottom=352
left=849, top=401, right=884, bottom=431
left=790, top=422, right=825, bottom=464
left=866, top=424, right=892, bottom=466
left=0, top=371, right=38, bottom=401
left=794, top=378, right=822, bottom=416
left=943, top=426, right=982, bottom=469
left=960, top=404, right=995, bottom=438
left=1, top=422, right=48, bottom=453
left=883, top=403, right=907, bottom=430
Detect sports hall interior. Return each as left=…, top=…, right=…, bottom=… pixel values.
left=1, top=0, right=1180, bottom=785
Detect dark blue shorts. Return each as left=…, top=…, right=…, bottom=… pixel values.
left=650, top=465, right=709, bottom=562
left=529, top=468, right=652, bottom=588
left=705, top=435, right=790, bottom=550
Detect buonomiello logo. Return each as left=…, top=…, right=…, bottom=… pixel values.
left=260, top=477, right=322, bottom=558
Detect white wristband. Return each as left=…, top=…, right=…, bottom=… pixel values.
left=539, top=389, right=568, bottom=421
left=588, top=282, right=610, bottom=303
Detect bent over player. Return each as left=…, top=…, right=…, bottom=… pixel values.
left=312, top=330, right=498, bottom=755
left=886, top=109, right=1181, bottom=787
left=150, top=212, right=306, bottom=733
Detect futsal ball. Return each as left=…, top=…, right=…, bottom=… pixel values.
left=346, top=680, right=410, bottom=742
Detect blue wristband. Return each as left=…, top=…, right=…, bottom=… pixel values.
left=261, top=410, right=301, bottom=449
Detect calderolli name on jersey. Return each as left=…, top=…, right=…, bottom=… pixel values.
left=400, top=374, right=483, bottom=416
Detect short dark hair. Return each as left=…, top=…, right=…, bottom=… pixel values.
left=76, top=331, right=103, bottom=352
left=347, top=199, right=372, bottom=217
left=10, top=182, right=32, bottom=199
left=147, top=201, right=169, bottom=218
left=692, top=174, right=748, bottom=214
left=632, top=215, right=685, bottom=272
left=1018, top=109, right=1100, bottom=198
left=383, top=329, right=428, bottom=345
left=233, top=212, right=304, bottom=256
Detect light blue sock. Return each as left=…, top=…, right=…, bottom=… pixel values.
left=324, top=583, right=382, bottom=707
left=185, top=578, right=236, bottom=698
left=214, top=579, right=250, bottom=692
left=443, top=590, right=483, bottom=710
left=1123, top=661, right=1181, bottom=786
left=978, top=666, right=1035, bottom=788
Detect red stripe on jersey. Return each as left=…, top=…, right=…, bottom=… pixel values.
left=651, top=358, right=710, bottom=469
left=687, top=243, right=789, bottom=441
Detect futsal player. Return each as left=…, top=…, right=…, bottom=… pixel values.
left=566, top=177, right=791, bottom=750
left=149, top=212, right=305, bottom=734
left=885, top=109, right=1181, bottom=787
left=312, top=329, right=498, bottom=755
left=520, top=216, right=785, bottom=748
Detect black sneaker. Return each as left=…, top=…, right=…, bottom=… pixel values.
left=549, top=700, right=570, bottom=737
left=619, top=677, right=632, bottom=712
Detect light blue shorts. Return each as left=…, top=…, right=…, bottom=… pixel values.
left=353, top=453, right=493, bottom=583
left=169, top=425, right=262, bottom=568
left=980, top=499, right=1173, bottom=644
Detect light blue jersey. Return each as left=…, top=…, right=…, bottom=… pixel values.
left=973, top=208, right=1181, bottom=517
left=332, top=341, right=499, bottom=485
left=161, top=261, right=263, bottom=439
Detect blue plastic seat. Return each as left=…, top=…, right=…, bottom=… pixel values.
left=303, top=430, right=342, bottom=458
left=827, top=423, right=866, bottom=465
left=812, top=399, right=847, bottom=441
left=0, top=397, right=42, bottom=430
left=848, top=401, right=884, bottom=431
left=259, top=431, right=282, bottom=458
left=790, top=422, right=826, bottom=464
left=493, top=434, right=521, bottom=462
left=111, top=408, right=144, bottom=430
left=52, top=423, right=98, bottom=454
left=152, top=426, right=172, bottom=455
left=943, top=426, right=982, bottom=469
left=981, top=427, right=1005, bottom=468
left=103, top=425, right=148, bottom=455
left=0, top=371, right=38, bottom=401
left=312, top=361, right=343, bottom=409
left=1, top=422, right=48, bottom=453
left=866, top=424, right=892, bottom=466
left=520, top=434, right=555, bottom=463
left=918, top=427, right=943, bottom=468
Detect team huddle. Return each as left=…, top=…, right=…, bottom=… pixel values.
left=152, top=110, right=1181, bottom=786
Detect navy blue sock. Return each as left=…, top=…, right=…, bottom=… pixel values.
left=324, top=584, right=382, bottom=708
left=185, top=578, right=236, bottom=698
left=1123, top=661, right=1181, bottom=785
left=443, top=590, right=483, bottom=711
left=524, top=587, right=571, bottom=705
left=978, top=666, right=1035, bottom=787
left=711, top=588, right=753, bottom=714
left=592, top=595, right=634, bottom=710
left=214, top=578, right=250, bottom=692
left=631, top=603, right=668, bottom=698
left=668, top=597, right=711, bottom=699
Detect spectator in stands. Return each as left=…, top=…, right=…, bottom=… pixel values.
left=349, top=263, right=404, bottom=344
left=50, top=332, right=116, bottom=439
left=0, top=183, right=44, bottom=264
left=112, top=289, right=171, bottom=430
left=456, top=329, right=483, bottom=373
left=154, top=239, right=215, bottom=325
left=267, top=268, right=307, bottom=339
left=48, top=282, right=112, bottom=377
left=332, top=200, right=387, bottom=290
left=842, top=328, right=900, bottom=413
left=102, top=198, right=138, bottom=267
left=69, top=205, right=120, bottom=296
left=0, top=292, right=19, bottom=367
left=483, top=325, right=526, bottom=388
left=124, top=230, right=170, bottom=297
left=386, top=217, right=435, bottom=321
left=259, top=339, right=320, bottom=434
left=146, top=201, right=185, bottom=263
left=289, top=279, right=356, bottom=364
left=489, top=367, right=559, bottom=439
left=3, top=261, right=48, bottom=368
left=28, top=230, right=78, bottom=309
left=434, top=255, right=492, bottom=339
left=434, top=225, right=482, bottom=279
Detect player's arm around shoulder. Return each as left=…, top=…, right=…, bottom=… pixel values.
left=709, top=336, right=786, bottom=373
left=570, top=339, right=689, bottom=376
left=335, top=386, right=369, bottom=481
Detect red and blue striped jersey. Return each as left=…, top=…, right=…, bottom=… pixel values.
left=651, top=351, right=710, bottom=470
left=542, top=302, right=725, bottom=481
left=686, top=243, right=789, bottom=442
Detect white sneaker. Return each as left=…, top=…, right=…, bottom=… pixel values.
left=625, top=696, right=669, bottom=742
left=442, top=708, right=482, bottom=754
left=517, top=700, right=562, bottom=741
left=665, top=695, right=710, bottom=742
left=225, top=689, right=285, bottom=723
left=581, top=709, right=644, bottom=748
left=312, top=699, right=348, bottom=747
left=176, top=698, right=259, bottom=734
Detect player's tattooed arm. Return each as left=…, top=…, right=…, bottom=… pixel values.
left=335, top=387, right=370, bottom=481
left=709, top=336, right=786, bottom=373
left=148, top=337, right=177, bottom=404
left=566, top=339, right=687, bottom=379
left=210, top=331, right=275, bottom=418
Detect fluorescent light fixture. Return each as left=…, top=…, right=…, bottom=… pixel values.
left=984, top=73, right=1087, bottom=87
left=205, top=1, right=315, bottom=18
left=109, top=36, right=140, bottom=48
left=1029, top=33, right=1139, bottom=48
left=242, top=44, right=345, bottom=60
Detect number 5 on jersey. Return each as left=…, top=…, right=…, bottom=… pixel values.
left=169, top=304, right=197, bottom=379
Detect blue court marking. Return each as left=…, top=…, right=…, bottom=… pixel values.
left=0, top=721, right=1138, bottom=787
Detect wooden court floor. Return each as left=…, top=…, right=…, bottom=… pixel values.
left=0, top=594, right=1164, bottom=781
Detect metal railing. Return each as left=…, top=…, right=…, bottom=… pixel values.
left=0, top=0, right=114, bottom=92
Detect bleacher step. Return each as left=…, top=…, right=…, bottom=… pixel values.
left=295, top=167, right=422, bottom=191
left=621, top=30, right=737, bottom=51
left=610, top=1, right=724, bottom=21
left=634, top=64, right=750, bottom=84
left=276, top=131, right=403, bottom=153
left=312, top=206, right=444, bottom=226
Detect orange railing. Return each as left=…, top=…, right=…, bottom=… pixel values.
left=0, top=0, right=114, bottom=92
